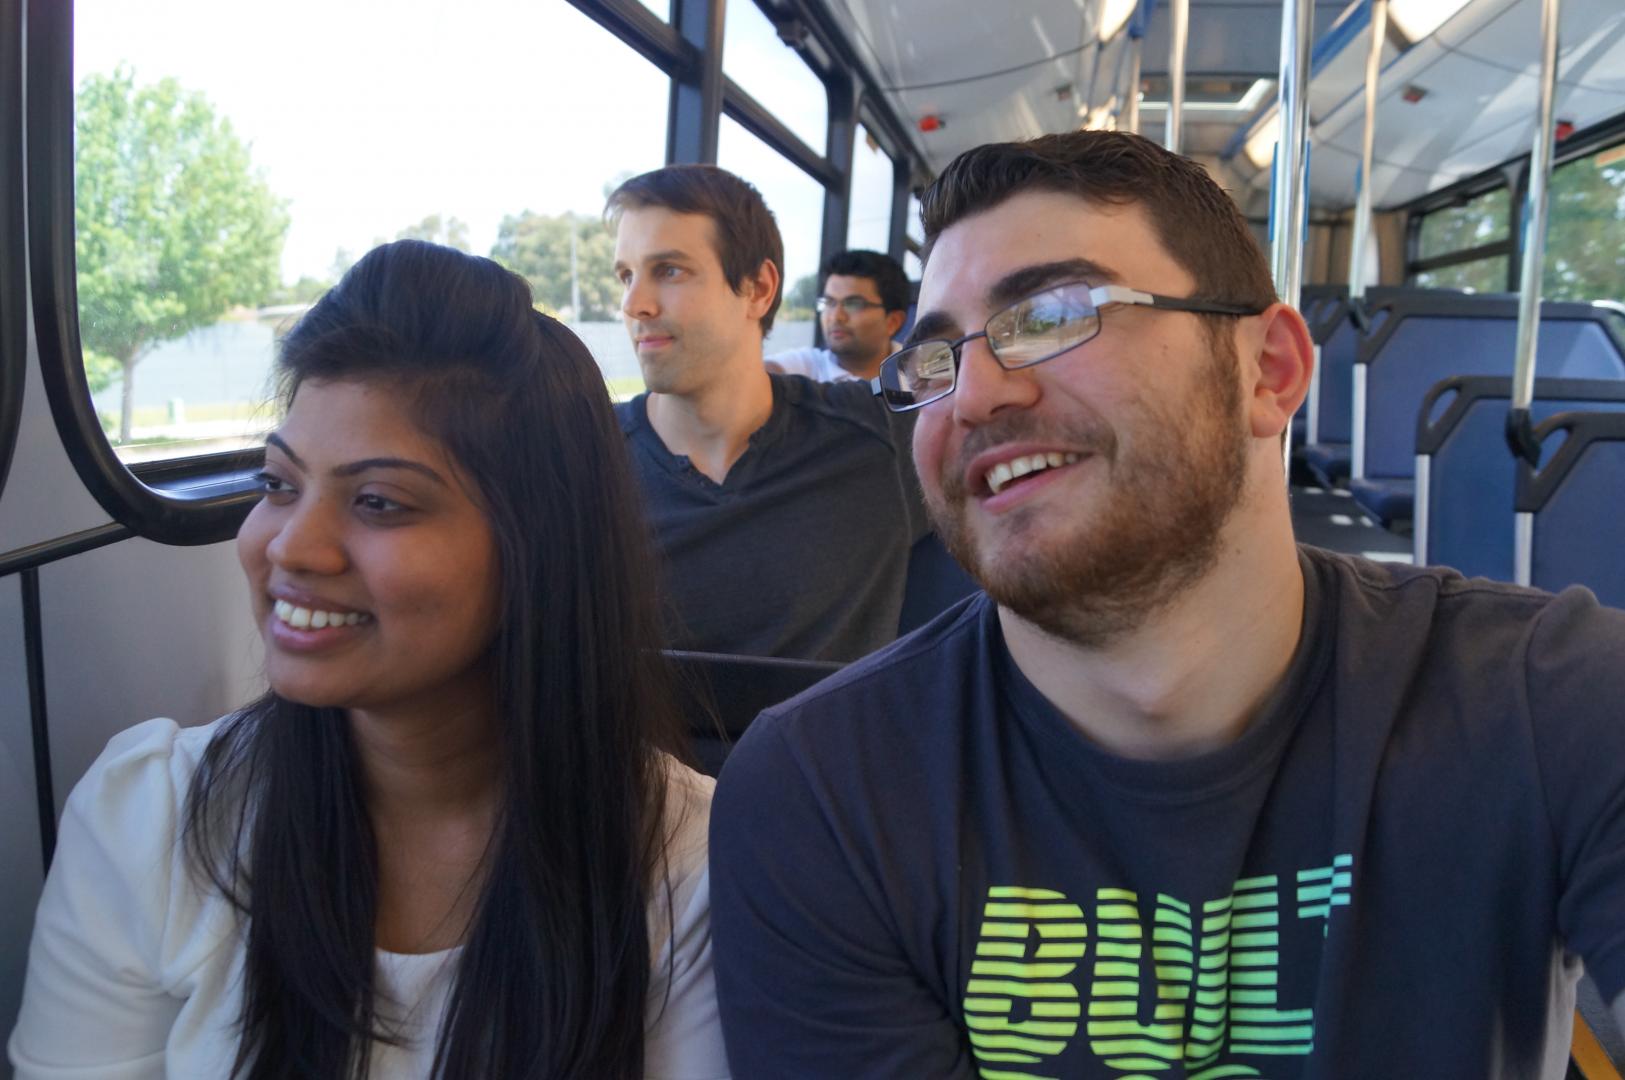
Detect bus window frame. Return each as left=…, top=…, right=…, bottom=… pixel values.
left=1404, top=112, right=1625, bottom=296
left=27, top=0, right=934, bottom=548
left=0, top=0, right=24, bottom=505
left=25, top=0, right=263, bottom=546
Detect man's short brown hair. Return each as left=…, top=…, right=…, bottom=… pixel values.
left=920, top=131, right=1277, bottom=314
left=607, top=164, right=785, bottom=334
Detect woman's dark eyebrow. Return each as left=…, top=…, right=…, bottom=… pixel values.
left=333, top=458, right=448, bottom=485
left=264, top=435, right=446, bottom=486
left=986, top=259, right=1119, bottom=310
left=265, top=433, right=304, bottom=469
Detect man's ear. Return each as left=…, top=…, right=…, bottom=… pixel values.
left=1246, top=302, right=1314, bottom=439
left=743, top=259, right=782, bottom=322
left=884, top=309, right=906, bottom=340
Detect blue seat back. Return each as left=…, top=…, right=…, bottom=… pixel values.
left=665, top=649, right=843, bottom=776
left=1517, top=410, right=1625, bottom=609
left=1418, top=376, right=1625, bottom=580
left=1302, top=286, right=1415, bottom=447
left=1360, top=296, right=1625, bottom=481
left=899, top=531, right=978, bottom=635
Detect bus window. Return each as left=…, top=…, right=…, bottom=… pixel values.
left=846, top=124, right=895, bottom=254
left=719, top=116, right=822, bottom=355
left=1412, top=257, right=1511, bottom=293
left=722, top=0, right=828, bottom=156
left=904, top=193, right=924, bottom=280
left=1544, top=139, right=1625, bottom=303
left=1410, top=186, right=1511, bottom=291
left=68, top=0, right=669, bottom=466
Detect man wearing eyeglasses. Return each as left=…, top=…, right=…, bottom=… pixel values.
left=769, top=250, right=910, bottom=382
left=711, top=130, right=1625, bottom=1076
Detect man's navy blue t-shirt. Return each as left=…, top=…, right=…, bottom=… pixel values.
left=617, top=374, right=926, bottom=661
left=710, top=547, right=1625, bottom=1077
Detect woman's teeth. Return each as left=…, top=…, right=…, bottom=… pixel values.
left=273, top=599, right=370, bottom=630
left=987, top=452, right=1081, bottom=495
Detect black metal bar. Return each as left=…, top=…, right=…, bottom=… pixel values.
left=668, top=0, right=725, bottom=163
left=1407, top=239, right=1515, bottom=276
left=21, top=569, right=57, bottom=872
left=887, top=154, right=911, bottom=264
left=564, top=0, right=696, bottom=78
left=819, top=70, right=857, bottom=267
left=721, top=77, right=837, bottom=187
left=0, top=521, right=134, bottom=579
left=775, top=0, right=927, bottom=183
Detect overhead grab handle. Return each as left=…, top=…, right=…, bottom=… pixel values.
left=1505, top=406, right=1542, bottom=468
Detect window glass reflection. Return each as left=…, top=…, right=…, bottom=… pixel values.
left=723, top=0, right=828, bottom=153
left=846, top=125, right=894, bottom=254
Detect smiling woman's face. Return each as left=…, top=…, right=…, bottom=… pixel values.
left=236, top=378, right=502, bottom=720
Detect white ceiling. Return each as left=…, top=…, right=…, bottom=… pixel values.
left=824, top=0, right=1625, bottom=212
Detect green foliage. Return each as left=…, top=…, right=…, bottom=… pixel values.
left=1543, top=151, right=1625, bottom=303
left=74, top=67, right=288, bottom=427
left=782, top=273, right=817, bottom=321
left=266, top=275, right=332, bottom=306
left=397, top=213, right=471, bottom=251
left=489, top=211, right=622, bottom=320
left=1415, top=188, right=1510, bottom=263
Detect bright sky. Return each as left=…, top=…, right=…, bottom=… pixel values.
left=74, top=0, right=893, bottom=290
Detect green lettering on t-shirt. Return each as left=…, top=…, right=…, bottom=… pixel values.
left=962, top=857, right=1350, bottom=1078
left=963, top=886, right=1088, bottom=1079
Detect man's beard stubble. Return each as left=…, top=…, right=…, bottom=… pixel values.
left=927, top=330, right=1251, bottom=648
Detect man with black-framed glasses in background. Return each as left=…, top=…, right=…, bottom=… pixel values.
left=769, top=249, right=910, bottom=382
left=710, top=129, right=1625, bottom=1076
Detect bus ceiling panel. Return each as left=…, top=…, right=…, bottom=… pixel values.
left=1234, top=0, right=1625, bottom=209
left=1136, top=0, right=1353, bottom=78
left=838, top=0, right=1110, bottom=173
left=0, top=0, right=23, bottom=506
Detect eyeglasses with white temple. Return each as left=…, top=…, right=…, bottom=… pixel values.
left=817, top=295, right=888, bottom=316
left=869, top=281, right=1265, bottom=412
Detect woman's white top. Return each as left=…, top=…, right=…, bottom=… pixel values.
left=8, top=717, right=730, bottom=1078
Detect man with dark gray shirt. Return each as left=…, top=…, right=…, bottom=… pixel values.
left=608, top=165, right=927, bottom=662
left=710, top=130, right=1625, bottom=1076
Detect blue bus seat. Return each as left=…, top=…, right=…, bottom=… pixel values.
left=1414, top=376, right=1625, bottom=580
left=665, top=650, right=843, bottom=776
left=1516, top=409, right=1625, bottom=610
left=1295, top=286, right=1411, bottom=487
left=1348, top=294, right=1625, bottom=526
left=899, top=531, right=979, bottom=635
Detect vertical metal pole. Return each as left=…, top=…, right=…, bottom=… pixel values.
left=1511, top=0, right=1562, bottom=586
left=1348, top=0, right=1388, bottom=302
left=1165, top=0, right=1189, bottom=152
left=1511, top=0, right=1561, bottom=415
left=1124, top=34, right=1144, bottom=135
left=1270, top=0, right=1315, bottom=311
left=22, top=569, right=58, bottom=872
left=667, top=0, right=725, bottom=164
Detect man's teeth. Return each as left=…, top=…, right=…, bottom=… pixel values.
left=987, top=452, right=1081, bottom=495
left=273, top=599, right=369, bottom=629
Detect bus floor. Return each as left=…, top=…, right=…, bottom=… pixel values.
left=1289, top=483, right=1413, bottom=562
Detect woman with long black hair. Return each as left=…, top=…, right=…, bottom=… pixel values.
left=10, top=240, right=728, bottom=1078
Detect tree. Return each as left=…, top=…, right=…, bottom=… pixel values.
left=397, top=213, right=471, bottom=251
left=1543, top=153, right=1625, bottom=302
left=783, top=273, right=818, bottom=321
left=489, top=211, right=622, bottom=320
left=75, top=67, right=287, bottom=441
